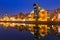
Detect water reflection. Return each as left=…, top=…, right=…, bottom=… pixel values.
left=0, top=22, right=59, bottom=37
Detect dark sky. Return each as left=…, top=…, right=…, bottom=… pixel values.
left=0, top=0, right=60, bottom=16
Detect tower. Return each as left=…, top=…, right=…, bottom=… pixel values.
left=33, top=3, right=39, bottom=40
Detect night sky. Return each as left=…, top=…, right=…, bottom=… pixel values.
left=0, top=0, right=60, bottom=16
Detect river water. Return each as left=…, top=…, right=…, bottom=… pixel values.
left=0, top=24, right=60, bottom=40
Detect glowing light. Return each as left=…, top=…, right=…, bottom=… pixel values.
left=10, top=17, right=16, bottom=21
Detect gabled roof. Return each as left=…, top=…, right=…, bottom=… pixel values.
left=30, top=6, right=46, bottom=13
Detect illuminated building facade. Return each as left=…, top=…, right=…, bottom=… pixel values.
left=0, top=3, right=60, bottom=40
